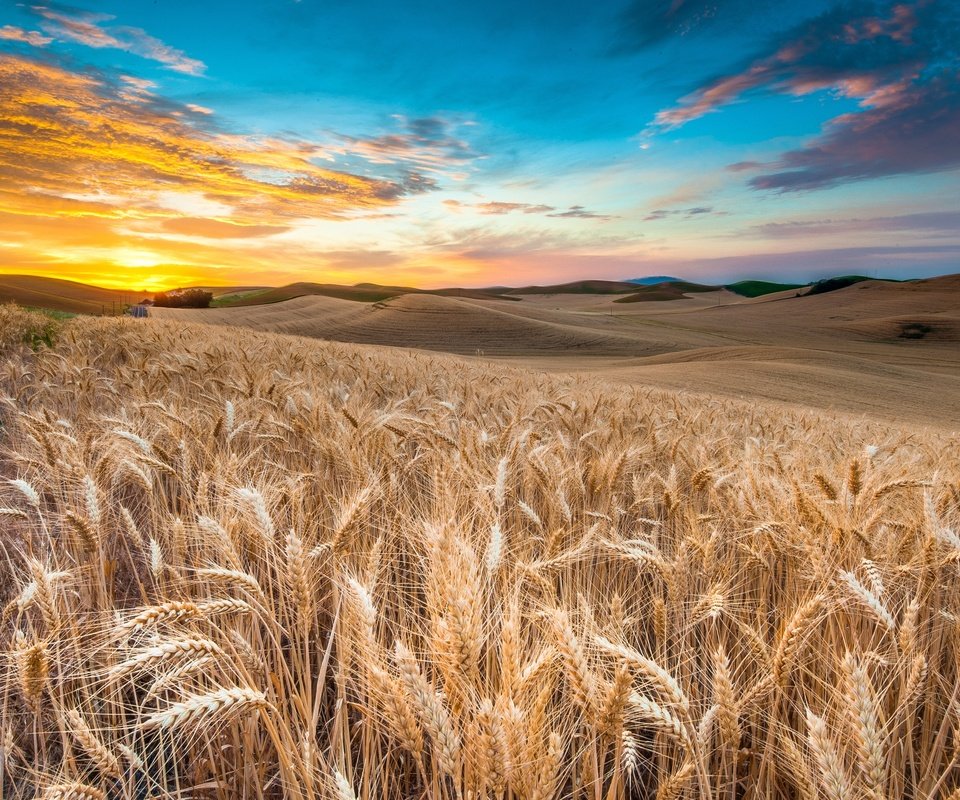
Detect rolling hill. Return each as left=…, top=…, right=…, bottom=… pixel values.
left=151, top=272, right=960, bottom=427
left=219, top=282, right=519, bottom=306
left=726, top=279, right=806, bottom=297
left=613, top=280, right=717, bottom=302
left=0, top=274, right=133, bottom=314
left=154, top=293, right=648, bottom=356
left=501, top=279, right=640, bottom=294
left=0, top=275, right=269, bottom=314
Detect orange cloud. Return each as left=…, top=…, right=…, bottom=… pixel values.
left=0, top=52, right=448, bottom=288
left=0, top=53, right=410, bottom=217
left=0, top=25, right=53, bottom=47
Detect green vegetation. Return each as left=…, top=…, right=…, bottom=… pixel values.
left=805, top=275, right=901, bottom=296
left=25, top=306, right=78, bottom=322
left=211, top=289, right=271, bottom=307
left=669, top=280, right=716, bottom=293
left=0, top=304, right=61, bottom=352
left=725, top=280, right=805, bottom=297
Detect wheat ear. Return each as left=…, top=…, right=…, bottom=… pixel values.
left=394, top=640, right=460, bottom=777
left=140, top=686, right=268, bottom=731
left=806, top=710, right=851, bottom=800
left=64, top=708, right=122, bottom=778
left=41, top=784, right=107, bottom=800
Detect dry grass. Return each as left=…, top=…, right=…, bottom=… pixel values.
left=1, top=312, right=959, bottom=799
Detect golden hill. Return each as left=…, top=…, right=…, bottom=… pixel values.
left=0, top=274, right=133, bottom=314
left=153, top=273, right=960, bottom=428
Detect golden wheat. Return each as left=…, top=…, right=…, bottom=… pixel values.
left=0, top=309, right=958, bottom=799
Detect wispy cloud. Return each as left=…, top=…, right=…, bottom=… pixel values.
left=738, top=75, right=960, bottom=191
left=652, top=2, right=929, bottom=130
left=331, top=116, right=482, bottom=173
left=159, top=218, right=291, bottom=240
left=615, top=0, right=778, bottom=50
left=0, top=25, right=53, bottom=47
left=744, top=210, right=960, bottom=238
left=644, top=206, right=723, bottom=221
left=547, top=205, right=617, bottom=220
left=444, top=199, right=555, bottom=215
left=0, top=50, right=506, bottom=289
left=419, top=224, right=635, bottom=261
left=443, top=199, right=614, bottom=219
left=28, top=3, right=207, bottom=74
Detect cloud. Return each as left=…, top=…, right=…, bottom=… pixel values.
left=0, top=53, right=419, bottom=229
left=0, top=52, right=508, bottom=289
left=742, top=75, right=960, bottom=190
left=547, top=205, right=617, bottom=220
left=475, top=201, right=555, bottom=215
left=443, top=199, right=613, bottom=219
left=649, top=0, right=960, bottom=191
left=444, top=199, right=556, bottom=215
left=644, top=206, right=723, bottom=221
left=160, top=218, right=290, bottom=239
left=745, top=210, right=960, bottom=237
left=322, top=249, right=406, bottom=271
left=332, top=116, right=482, bottom=173
left=420, top=224, right=635, bottom=262
left=652, top=1, right=936, bottom=129
left=616, top=0, right=777, bottom=49
left=0, top=25, right=53, bottom=47
left=28, top=4, right=206, bottom=74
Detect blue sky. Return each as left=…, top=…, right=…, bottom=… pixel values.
left=0, top=0, right=957, bottom=289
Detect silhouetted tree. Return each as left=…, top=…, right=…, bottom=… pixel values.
left=153, top=289, right=213, bottom=308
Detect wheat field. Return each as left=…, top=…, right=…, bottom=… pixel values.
left=153, top=275, right=960, bottom=428
left=1, top=306, right=959, bottom=800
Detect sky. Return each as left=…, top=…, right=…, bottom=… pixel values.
left=0, top=0, right=958, bottom=290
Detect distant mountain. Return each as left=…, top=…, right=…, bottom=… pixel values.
left=626, top=275, right=683, bottom=285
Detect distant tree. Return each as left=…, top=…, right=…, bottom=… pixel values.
left=153, top=288, right=213, bottom=308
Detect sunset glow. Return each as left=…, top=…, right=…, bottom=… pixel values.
left=1, top=1, right=958, bottom=289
